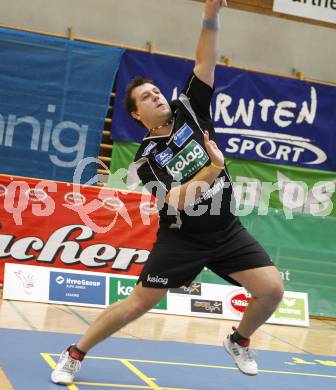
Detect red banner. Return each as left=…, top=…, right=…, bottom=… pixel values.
left=0, top=175, right=159, bottom=283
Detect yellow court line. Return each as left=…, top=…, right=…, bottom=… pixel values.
left=40, top=353, right=79, bottom=390
left=76, top=382, right=191, bottom=390
left=258, top=369, right=336, bottom=379
left=121, top=359, right=162, bottom=390
left=46, top=353, right=336, bottom=380
left=0, top=368, right=14, bottom=390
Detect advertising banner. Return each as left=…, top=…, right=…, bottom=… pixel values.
left=226, top=157, right=336, bottom=218
left=167, top=283, right=309, bottom=327
left=3, top=264, right=309, bottom=327
left=111, top=50, right=336, bottom=171
left=109, top=275, right=167, bottom=310
left=108, top=141, right=140, bottom=189
left=1, top=174, right=334, bottom=317
left=195, top=208, right=336, bottom=318
left=0, top=175, right=158, bottom=284
left=3, top=263, right=108, bottom=308
left=106, top=140, right=336, bottom=317
left=273, top=0, right=336, bottom=24
left=0, top=27, right=124, bottom=183
left=108, top=142, right=336, bottom=218
left=49, top=271, right=106, bottom=306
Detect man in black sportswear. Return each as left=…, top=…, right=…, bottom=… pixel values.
left=51, top=0, right=284, bottom=384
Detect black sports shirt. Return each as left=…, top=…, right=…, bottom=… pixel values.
left=133, top=73, right=236, bottom=232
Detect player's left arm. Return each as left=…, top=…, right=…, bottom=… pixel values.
left=194, top=0, right=227, bottom=88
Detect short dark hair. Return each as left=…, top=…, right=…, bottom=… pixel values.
left=124, top=76, right=155, bottom=127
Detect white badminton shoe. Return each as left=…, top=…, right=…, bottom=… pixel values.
left=50, top=349, right=81, bottom=385
left=224, top=331, right=258, bottom=376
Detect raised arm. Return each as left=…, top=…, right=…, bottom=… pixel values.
left=194, top=0, right=227, bottom=87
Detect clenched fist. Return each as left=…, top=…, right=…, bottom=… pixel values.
left=204, top=0, right=228, bottom=18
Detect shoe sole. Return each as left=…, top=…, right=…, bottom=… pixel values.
left=50, top=373, right=74, bottom=386
left=50, top=379, right=73, bottom=386
left=223, top=340, right=258, bottom=376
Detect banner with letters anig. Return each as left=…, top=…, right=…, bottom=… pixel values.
left=111, top=49, right=336, bottom=172
left=0, top=28, right=125, bottom=184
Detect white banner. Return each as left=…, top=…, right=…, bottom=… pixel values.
left=4, top=264, right=310, bottom=327
left=273, top=0, right=336, bottom=24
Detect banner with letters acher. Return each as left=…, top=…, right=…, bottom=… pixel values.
left=0, top=28, right=124, bottom=184
left=0, top=174, right=311, bottom=326
left=0, top=174, right=158, bottom=284
left=111, top=49, right=336, bottom=172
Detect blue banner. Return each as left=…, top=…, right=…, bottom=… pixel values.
left=49, top=271, right=106, bottom=305
left=0, top=28, right=124, bottom=183
left=111, top=50, right=336, bottom=171
left=111, top=50, right=194, bottom=140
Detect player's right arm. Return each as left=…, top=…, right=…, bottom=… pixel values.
left=194, top=0, right=227, bottom=88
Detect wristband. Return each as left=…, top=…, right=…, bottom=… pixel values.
left=202, top=14, right=220, bottom=31
left=210, top=162, right=224, bottom=170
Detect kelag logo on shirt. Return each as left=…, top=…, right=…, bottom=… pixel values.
left=166, top=140, right=209, bottom=181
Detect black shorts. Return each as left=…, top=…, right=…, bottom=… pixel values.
left=138, top=218, right=273, bottom=288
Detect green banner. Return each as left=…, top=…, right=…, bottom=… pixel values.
left=108, top=141, right=140, bottom=189
left=109, top=276, right=167, bottom=310
left=226, top=157, right=336, bottom=218
left=108, top=145, right=336, bottom=219
left=196, top=208, right=336, bottom=317
left=107, top=142, right=336, bottom=317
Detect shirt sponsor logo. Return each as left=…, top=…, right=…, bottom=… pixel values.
left=155, top=147, right=174, bottom=167
left=142, top=141, right=157, bottom=157
left=169, top=282, right=201, bottom=295
left=191, top=299, right=223, bottom=314
left=166, top=140, right=209, bottom=181
left=194, top=177, right=228, bottom=206
left=173, top=124, right=193, bottom=147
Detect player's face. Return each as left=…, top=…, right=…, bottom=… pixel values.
left=131, top=83, right=172, bottom=127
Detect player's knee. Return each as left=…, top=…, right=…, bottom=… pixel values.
left=267, top=281, right=284, bottom=304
